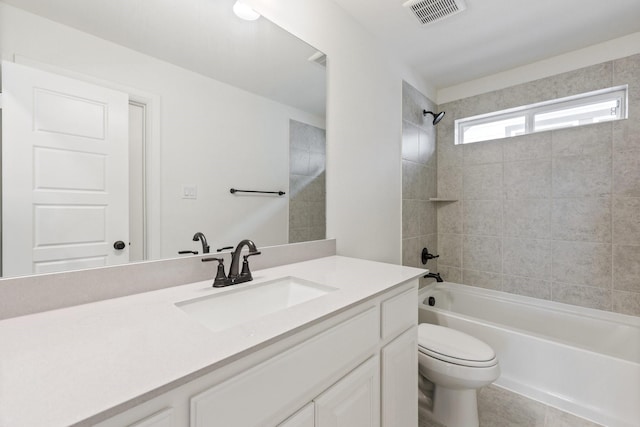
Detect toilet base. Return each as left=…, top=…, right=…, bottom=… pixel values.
left=430, top=386, right=479, bottom=427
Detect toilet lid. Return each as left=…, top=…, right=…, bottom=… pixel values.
left=418, top=324, right=497, bottom=368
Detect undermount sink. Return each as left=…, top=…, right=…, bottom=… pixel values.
left=176, top=276, right=337, bottom=332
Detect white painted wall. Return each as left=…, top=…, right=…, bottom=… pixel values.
left=0, top=3, right=323, bottom=259
left=248, top=0, right=433, bottom=263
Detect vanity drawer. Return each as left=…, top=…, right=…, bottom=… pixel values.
left=190, top=306, right=379, bottom=427
left=381, top=284, right=418, bottom=340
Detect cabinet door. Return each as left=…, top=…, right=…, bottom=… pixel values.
left=129, top=409, right=174, bottom=427
left=381, top=326, right=417, bottom=427
left=315, top=356, right=379, bottom=427
left=278, top=403, right=314, bottom=427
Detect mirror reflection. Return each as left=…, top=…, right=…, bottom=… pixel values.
left=0, top=0, right=326, bottom=278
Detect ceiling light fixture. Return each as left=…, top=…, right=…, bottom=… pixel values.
left=233, top=1, right=261, bottom=21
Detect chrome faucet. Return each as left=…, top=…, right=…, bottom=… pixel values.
left=192, top=232, right=210, bottom=254
left=201, top=239, right=261, bottom=287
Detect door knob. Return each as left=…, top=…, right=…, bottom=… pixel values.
left=113, top=241, right=126, bottom=250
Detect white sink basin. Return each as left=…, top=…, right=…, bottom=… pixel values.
left=176, top=276, right=337, bottom=332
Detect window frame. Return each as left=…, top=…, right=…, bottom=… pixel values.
left=454, top=85, right=628, bottom=145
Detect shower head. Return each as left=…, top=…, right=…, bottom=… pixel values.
left=423, top=110, right=445, bottom=125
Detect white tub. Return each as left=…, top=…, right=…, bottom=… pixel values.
left=418, top=282, right=640, bottom=427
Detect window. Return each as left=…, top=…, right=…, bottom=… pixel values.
left=455, top=85, right=628, bottom=145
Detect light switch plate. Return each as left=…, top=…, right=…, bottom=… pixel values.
left=182, top=185, right=197, bottom=199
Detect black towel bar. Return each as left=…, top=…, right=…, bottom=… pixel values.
left=230, top=188, right=286, bottom=196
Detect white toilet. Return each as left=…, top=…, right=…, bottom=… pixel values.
left=418, top=323, right=500, bottom=427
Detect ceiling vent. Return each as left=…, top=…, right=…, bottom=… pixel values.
left=403, top=0, right=467, bottom=25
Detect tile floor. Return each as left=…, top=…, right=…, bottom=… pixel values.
left=419, top=385, right=604, bottom=427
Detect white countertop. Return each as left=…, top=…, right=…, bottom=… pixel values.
left=0, top=256, right=424, bottom=427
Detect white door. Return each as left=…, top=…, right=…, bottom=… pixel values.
left=315, top=356, right=380, bottom=427
left=1, top=61, right=129, bottom=277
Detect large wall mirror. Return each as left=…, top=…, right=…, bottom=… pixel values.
left=0, top=0, right=327, bottom=278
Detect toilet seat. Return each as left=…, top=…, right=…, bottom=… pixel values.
left=418, top=324, right=497, bottom=368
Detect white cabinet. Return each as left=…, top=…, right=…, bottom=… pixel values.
left=315, top=356, right=380, bottom=427
left=381, top=326, right=418, bottom=427
left=190, top=307, right=379, bottom=427
left=128, top=409, right=174, bottom=427
left=278, top=403, right=315, bottom=427
left=98, top=281, right=419, bottom=427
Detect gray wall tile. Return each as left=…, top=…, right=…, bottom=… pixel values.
left=436, top=54, right=640, bottom=316
left=402, top=121, right=421, bottom=162
left=463, top=235, right=502, bottom=273
left=437, top=264, right=462, bottom=283
left=552, top=154, right=611, bottom=197
left=402, top=160, right=421, bottom=200
left=438, top=233, right=462, bottom=267
left=289, top=228, right=310, bottom=243
left=552, top=283, right=611, bottom=311
left=551, top=197, right=611, bottom=243
left=437, top=201, right=462, bottom=234
left=437, top=165, right=463, bottom=199
left=290, top=147, right=310, bottom=175
left=462, top=269, right=502, bottom=290
left=503, top=238, right=551, bottom=279
left=612, top=291, right=640, bottom=317
left=503, top=275, right=551, bottom=300
left=503, top=132, right=551, bottom=162
left=552, top=241, right=612, bottom=288
left=420, top=201, right=437, bottom=235
left=504, top=199, right=551, bottom=239
left=552, top=122, right=612, bottom=158
left=613, top=244, right=640, bottom=292
left=464, top=199, right=502, bottom=236
left=504, top=160, right=551, bottom=199
left=402, top=237, right=419, bottom=268
left=613, top=116, right=640, bottom=152
left=463, top=139, right=503, bottom=165
left=289, top=121, right=326, bottom=244
left=421, top=166, right=438, bottom=200
left=402, top=83, right=438, bottom=277
left=613, top=149, right=640, bottom=196
left=289, top=200, right=310, bottom=228
left=464, top=163, right=503, bottom=200
left=403, top=81, right=437, bottom=125
left=402, top=199, right=420, bottom=238
left=419, top=127, right=437, bottom=168
left=612, top=197, right=640, bottom=244
left=550, top=62, right=614, bottom=99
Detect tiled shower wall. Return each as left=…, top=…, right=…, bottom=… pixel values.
left=289, top=119, right=326, bottom=243
left=402, top=82, right=438, bottom=283
left=436, top=53, right=640, bottom=316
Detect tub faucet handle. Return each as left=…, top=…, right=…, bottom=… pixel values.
left=422, top=247, right=440, bottom=264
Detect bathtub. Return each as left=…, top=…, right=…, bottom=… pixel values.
left=418, top=282, right=640, bottom=427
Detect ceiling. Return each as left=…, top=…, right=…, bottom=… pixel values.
left=332, top=0, right=640, bottom=90
left=0, top=0, right=326, bottom=116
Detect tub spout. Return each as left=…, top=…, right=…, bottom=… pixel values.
left=424, top=272, right=444, bottom=282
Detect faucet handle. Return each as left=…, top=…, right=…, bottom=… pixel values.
left=240, top=251, right=262, bottom=278
left=202, top=257, right=230, bottom=287
left=421, top=247, right=439, bottom=264
left=216, top=246, right=233, bottom=252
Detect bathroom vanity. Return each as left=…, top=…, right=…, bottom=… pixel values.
left=0, top=255, right=423, bottom=426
